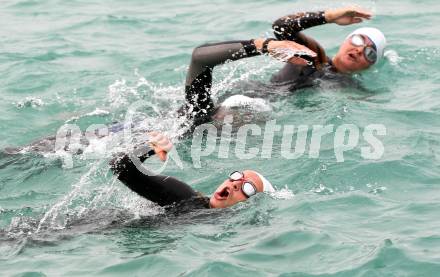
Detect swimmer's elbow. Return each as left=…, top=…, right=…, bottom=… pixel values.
left=190, top=45, right=205, bottom=65
left=272, top=18, right=284, bottom=32
left=272, top=15, right=303, bottom=41
left=272, top=20, right=291, bottom=40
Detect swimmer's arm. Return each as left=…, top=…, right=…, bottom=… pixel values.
left=186, top=40, right=260, bottom=86
left=185, top=40, right=260, bottom=123
left=272, top=11, right=327, bottom=41
left=109, top=132, right=200, bottom=206
left=272, top=7, right=372, bottom=41
left=272, top=12, right=328, bottom=65
left=110, top=146, right=199, bottom=207
left=109, top=145, right=156, bottom=181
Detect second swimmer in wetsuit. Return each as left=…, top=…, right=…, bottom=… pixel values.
left=3, top=7, right=386, bottom=156
left=182, top=6, right=386, bottom=126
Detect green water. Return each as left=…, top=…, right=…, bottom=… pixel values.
left=1, top=0, right=440, bottom=276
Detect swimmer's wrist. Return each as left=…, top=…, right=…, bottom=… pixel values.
left=254, top=38, right=265, bottom=52
left=254, top=38, right=277, bottom=54
left=262, top=38, right=276, bottom=54
left=324, top=10, right=334, bottom=23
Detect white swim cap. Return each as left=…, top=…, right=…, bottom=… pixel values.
left=347, top=27, right=387, bottom=63
left=255, top=172, right=275, bottom=193
left=221, top=95, right=271, bottom=111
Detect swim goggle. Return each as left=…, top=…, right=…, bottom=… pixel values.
left=350, top=34, right=377, bottom=64
left=229, top=171, right=258, bottom=198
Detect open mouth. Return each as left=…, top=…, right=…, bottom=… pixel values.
left=215, top=186, right=231, bottom=200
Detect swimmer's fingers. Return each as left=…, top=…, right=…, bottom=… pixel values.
left=351, top=17, right=364, bottom=24
left=287, top=56, right=310, bottom=66
left=147, top=131, right=168, bottom=146
left=275, top=41, right=317, bottom=56
left=351, top=7, right=372, bottom=19
left=147, top=131, right=173, bottom=161
left=270, top=44, right=316, bottom=65
left=300, top=48, right=317, bottom=58
left=150, top=136, right=173, bottom=152
left=268, top=41, right=316, bottom=63
left=147, top=131, right=161, bottom=143
left=325, top=6, right=372, bottom=25
left=270, top=50, right=288, bottom=61
left=273, top=54, right=315, bottom=66
left=273, top=54, right=312, bottom=66
left=156, top=150, right=168, bottom=162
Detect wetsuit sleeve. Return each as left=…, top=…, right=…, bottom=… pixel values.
left=110, top=145, right=200, bottom=207
left=272, top=11, right=328, bottom=66
left=185, top=40, right=260, bottom=125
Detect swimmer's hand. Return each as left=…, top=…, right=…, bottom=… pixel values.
left=325, top=6, right=372, bottom=25
left=147, top=131, right=173, bottom=161
left=268, top=40, right=317, bottom=66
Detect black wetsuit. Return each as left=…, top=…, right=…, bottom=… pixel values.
left=182, top=11, right=361, bottom=126
left=110, top=145, right=210, bottom=211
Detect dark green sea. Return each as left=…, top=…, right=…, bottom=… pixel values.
left=1, top=0, right=440, bottom=276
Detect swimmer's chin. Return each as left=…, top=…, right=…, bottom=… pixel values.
left=209, top=196, right=221, bottom=208
left=209, top=196, right=228, bottom=209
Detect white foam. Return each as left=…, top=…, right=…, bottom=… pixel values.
left=384, top=49, right=403, bottom=66
left=87, top=108, right=110, bottom=116
left=313, top=183, right=334, bottom=194
left=65, top=108, right=110, bottom=123
left=269, top=186, right=295, bottom=200
left=15, top=97, right=45, bottom=109
left=220, top=94, right=271, bottom=111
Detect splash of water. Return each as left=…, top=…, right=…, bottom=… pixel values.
left=36, top=161, right=101, bottom=232
left=270, top=48, right=314, bottom=65
left=6, top=59, right=281, bottom=241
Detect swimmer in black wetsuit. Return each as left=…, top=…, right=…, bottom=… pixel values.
left=110, top=132, right=275, bottom=211
left=182, top=6, right=387, bottom=125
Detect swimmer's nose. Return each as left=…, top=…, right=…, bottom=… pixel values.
left=352, top=48, right=363, bottom=60
left=227, top=180, right=240, bottom=191
left=352, top=46, right=361, bottom=53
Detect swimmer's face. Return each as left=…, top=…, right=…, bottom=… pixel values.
left=334, top=35, right=375, bottom=73
left=209, top=170, right=264, bottom=209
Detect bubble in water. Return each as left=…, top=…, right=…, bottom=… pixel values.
left=313, top=183, right=334, bottom=194
left=384, top=49, right=403, bottom=66
left=14, top=97, right=45, bottom=109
